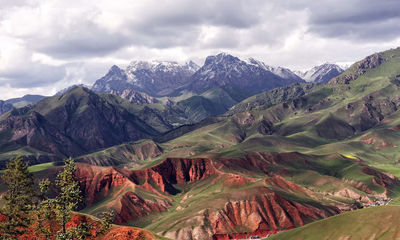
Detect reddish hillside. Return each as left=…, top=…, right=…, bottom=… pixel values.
left=0, top=213, right=158, bottom=240
left=71, top=151, right=400, bottom=239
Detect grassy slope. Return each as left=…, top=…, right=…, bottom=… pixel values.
left=89, top=48, right=400, bottom=236
left=4, top=48, right=400, bottom=238
left=151, top=48, right=400, bottom=163
left=270, top=206, right=400, bottom=240
left=75, top=139, right=162, bottom=167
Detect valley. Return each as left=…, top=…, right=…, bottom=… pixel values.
left=2, top=47, right=400, bottom=239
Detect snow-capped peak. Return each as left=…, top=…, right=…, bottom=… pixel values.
left=301, top=63, right=344, bottom=83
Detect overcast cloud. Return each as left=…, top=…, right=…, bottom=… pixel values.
left=1, top=0, right=400, bottom=99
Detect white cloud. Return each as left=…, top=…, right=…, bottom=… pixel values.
left=0, top=0, right=400, bottom=99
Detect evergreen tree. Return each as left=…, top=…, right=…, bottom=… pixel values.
left=0, top=156, right=36, bottom=240
left=54, top=158, right=83, bottom=239
left=34, top=158, right=114, bottom=239
left=35, top=178, right=56, bottom=239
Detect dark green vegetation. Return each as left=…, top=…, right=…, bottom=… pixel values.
left=0, top=157, right=114, bottom=239
left=270, top=206, right=400, bottom=240
left=0, top=156, right=36, bottom=239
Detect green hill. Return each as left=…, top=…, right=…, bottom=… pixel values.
left=270, top=206, right=400, bottom=240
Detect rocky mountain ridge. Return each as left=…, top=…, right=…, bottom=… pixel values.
left=297, top=63, right=344, bottom=83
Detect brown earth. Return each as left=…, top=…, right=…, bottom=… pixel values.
left=72, top=152, right=400, bottom=239
left=0, top=213, right=157, bottom=240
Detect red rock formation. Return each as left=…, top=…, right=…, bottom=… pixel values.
left=209, top=190, right=339, bottom=234
left=362, top=167, right=400, bottom=188
left=73, top=153, right=397, bottom=239
left=75, top=158, right=219, bottom=224
left=115, top=192, right=170, bottom=224
left=125, top=157, right=218, bottom=193
left=76, top=165, right=130, bottom=205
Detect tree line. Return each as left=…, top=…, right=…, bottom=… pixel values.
left=0, top=156, right=114, bottom=240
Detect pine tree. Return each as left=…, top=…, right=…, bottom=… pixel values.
left=35, top=178, right=56, bottom=239
left=0, top=156, right=36, bottom=240
left=35, top=158, right=114, bottom=239
left=54, top=158, right=83, bottom=239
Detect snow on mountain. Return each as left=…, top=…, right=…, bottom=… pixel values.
left=246, top=58, right=303, bottom=82
left=189, top=53, right=304, bottom=95
left=336, top=62, right=354, bottom=70
left=299, top=63, right=344, bottom=83
left=92, top=61, right=199, bottom=97
left=91, top=53, right=312, bottom=100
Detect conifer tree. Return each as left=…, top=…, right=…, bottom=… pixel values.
left=35, top=158, right=114, bottom=239
left=54, top=157, right=83, bottom=239
left=0, top=156, right=36, bottom=240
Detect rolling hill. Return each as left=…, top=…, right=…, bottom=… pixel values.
left=80, top=47, right=400, bottom=239
left=270, top=206, right=400, bottom=240
left=2, top=47, right=400, bottom=239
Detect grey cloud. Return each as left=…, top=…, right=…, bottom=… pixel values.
left=23, top=0, right=268, bottom=58
left=31, top=20, right=131, bottom=59
left=1, top=0, right=400, bottom=99
left=134, top=0, right=262, bottom=29
left=309, top=0, right=399, bottom=24
left=0, top=64, right=66, bottom=88
left=306, top=0, right=400, bottom=41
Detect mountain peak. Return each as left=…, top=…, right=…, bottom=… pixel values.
left=301, top=63, right=344, bottom=83
left=185, top=60, right=200, bottom=72
left=110, top=64, right=122, bottom=71
left=204, top=53, right=240, bottom=66
left=55, top=84, right=89, bottom=96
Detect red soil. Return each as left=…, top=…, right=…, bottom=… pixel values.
left=75, top=158, right=219, bottom=224
left=209, top=190, right=339, bottom=234
left=73, top=152, right=395, bottom=238
left=103, top=226, right=156, bottom=240
left=362, top=167, right=400, bottom=187
left=0, top=214, right=155, bottom=240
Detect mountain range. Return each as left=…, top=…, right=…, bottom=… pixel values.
left=2, top=48, right=397, bottom=240
left=87, top=53, right=344, bottom=124
left=0, top=53, right=344, bottom=120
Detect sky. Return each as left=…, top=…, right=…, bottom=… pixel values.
left=1, top=0, right=400, bottom=99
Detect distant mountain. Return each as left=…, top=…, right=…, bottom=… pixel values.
left=5, top=94, right=46, bottom=107
left=89, top=54, right=306, bottom=125
left=0, top=87, right=171, bottom=167
left=92, top=61, right=199, bottom=97
left=298, top=63, right=344, bottom=83
left=92, top=53, right=305, bottom=100
left=188, top=53, right=305, bottom=95
left=0, top=94, right=46, bottom=115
